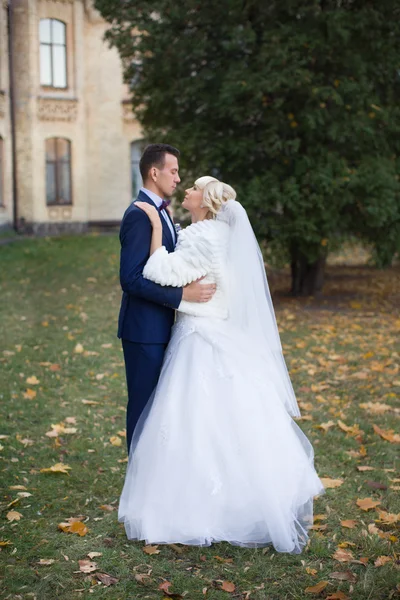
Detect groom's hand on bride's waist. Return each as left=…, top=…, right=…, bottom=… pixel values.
left=182, top=277, right=216, bottom=303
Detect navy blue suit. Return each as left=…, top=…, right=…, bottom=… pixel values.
left=118, top=190, right=183, bottom=452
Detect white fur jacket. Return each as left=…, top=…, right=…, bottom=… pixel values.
left=143, top=219, right=230, bottom=319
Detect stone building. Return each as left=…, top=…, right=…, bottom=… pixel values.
left=0, top=0, right=143, bottom=233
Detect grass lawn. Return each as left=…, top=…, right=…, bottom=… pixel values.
left=0, top=234, right=399, bottom=600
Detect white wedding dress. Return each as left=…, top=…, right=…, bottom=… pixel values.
left=118, top=202, right=325, bottom=553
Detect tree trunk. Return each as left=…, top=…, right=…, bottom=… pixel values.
left=290, top=247, right=326, bottom=296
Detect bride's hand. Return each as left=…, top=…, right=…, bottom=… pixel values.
left=136, top=202, right=162, bottom=229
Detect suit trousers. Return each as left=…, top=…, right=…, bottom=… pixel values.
left=122, top=340, right=167, bottom=454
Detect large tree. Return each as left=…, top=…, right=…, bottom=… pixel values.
left=95, top=0, right=400, bottom=295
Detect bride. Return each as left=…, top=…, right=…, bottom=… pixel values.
left=118, top=176, right=325, bottom=553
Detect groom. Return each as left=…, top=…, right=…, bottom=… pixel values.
left=118, top=144, right=216, bottom=453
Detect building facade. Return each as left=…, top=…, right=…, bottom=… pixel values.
left=0, top=0, right=142, bottom=233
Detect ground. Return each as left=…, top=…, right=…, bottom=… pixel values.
left=0, top=234, right=399, bottom=600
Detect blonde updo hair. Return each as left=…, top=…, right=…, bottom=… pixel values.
left=195, top=176, right=237, bottom=219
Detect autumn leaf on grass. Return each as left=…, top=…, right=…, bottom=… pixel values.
left=58, top=519, right=88, bottom=536
left=316, top=420, right=335, bottom=432
left=357, top=466, right=375, bottom=472
left=214, top=556, right=234, bottom=563
left=337, top=420, right=363, bottom=437
left=374, top=556, right=392, bottom=567
left=376, top=510, right=400, bottom=525
left=46, top=423, right=77, bottom=437
left=329, top=571, right=357, bottom=583
left=6, top=511, right=22, bottom=522
left=99, top=504, right=115, bottom=512
left=356, top=498, right=381, bottom=511
left=333, top=548, right=354, bottom=563
left=359, top=401, right=392, bottom=414
left=346, top=446, right=367, bottom=459
left=304, top=580, right=328, bottom=594
left=95, top=573, right=119, bottom=586
left=26, top=376, right=39, bottom=385
left=326, top=593, right=349, bottom=600
left=74, top=343, right=84, bottom=354
left=135, top=573, right=152, bottom=585
left=372, top=424, right=400, bottom=443
left=221, top=581, right=235, bottom=593
left=37, top=559, right=55, bottom=566
left=340, top=520, right=357, bottom=529
left=23, top=388, right=36, bottom=400
left=109, top=436, right=122, bottom=447
left=81, top=399, right=99, bottom=405
left=65, top=416, right=77, bottom=424
left=365, top=480, right=387, bottom=491
left=16, top=436, right=34, bottom=447
left=143, top=544, right=160, bottom=555
left=7, top=498, right=21, bottom=508
left=320, top=477, right=344, bottom=489
left=368, top=523, right=391, bottom=539
left=159, top=581, right=177, bottom=596
left=78, top=559, right=97, bottom=573
left=0, top=540, right=12, bottom=547
left=40, top=463, right=71, bottom=475
left=87, top=552, right=102, bottom=559
left=310, top=523, right=328, bottom=531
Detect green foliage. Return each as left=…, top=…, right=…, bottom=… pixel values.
left=95, top=0, right=400, bottom=267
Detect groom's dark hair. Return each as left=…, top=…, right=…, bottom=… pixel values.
left=140, top=143, right=180, bottom=181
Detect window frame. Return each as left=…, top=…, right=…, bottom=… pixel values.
left=39, top=18, right=68, bottom=90
left=130, top=139, right=143, bottom=200
left=45, top=137, right=73, bottom=206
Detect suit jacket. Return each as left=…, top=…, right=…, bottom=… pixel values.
left=118, top=190, right=183, bottom=343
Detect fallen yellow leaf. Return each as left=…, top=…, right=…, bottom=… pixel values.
left=316, top=420, right=335, bottom=432
left=376, top=510, right=400, bottom=525
left=79, top=559, right=97, bottom=573
left=340, top=520, right=357, bottom=529
left=372, top=424, right=400, bottom=443
left=58, top=520, right=88, bottom=536
left=333, top=548, right=354, bottom=562
left=374, top=555, right=392, bottom=567
left=357, top=466, right=375, bottom=472
left=143, top=545, right=160, bottom=555
left=110, top=436, right=122, bottom=447
left=40, top=463, right=72, bottom=474
left=305, top=580, right=329, bottom=594
left=221, top=581, right=235, bottom=593
left=337, top=420, right=363, bottom=437
left=26, top=376, right=39, bottom=385
left=359, top=402, right=392, bottom=414
left=356, top=498, right=381, bottom=511
left=6, top=510, right=22, bottom=522
left=320, top=477, right=344, bottom=489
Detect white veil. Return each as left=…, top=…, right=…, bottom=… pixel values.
left=216, top=200, right=300, bottom=417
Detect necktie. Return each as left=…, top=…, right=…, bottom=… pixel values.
left=159, top=199, right=171, bottom=212
left=158, top=199, right=175, bottom=242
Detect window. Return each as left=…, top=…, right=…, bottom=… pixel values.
left=0, top=137, right=3, bottom=206
left=46, top=138, right=72, bottom=205
left=39, top=19, right=67, bottom=88
left=131, top=140, right=143, bottom=200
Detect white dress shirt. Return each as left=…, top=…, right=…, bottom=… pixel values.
left=140, top=187, right=176, bottom=244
